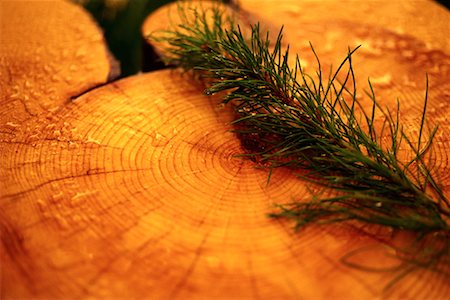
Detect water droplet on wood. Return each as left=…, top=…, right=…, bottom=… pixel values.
left=75, top=47, right=86, bottom=58
left=401, top=49, right=415, bottom=60
left=86, top=136, right=101, bottom=145
left=401, top=76, right=417, bottom=88
left=4, top=122, right=19, bottom=129
left=68, top=141, right=79, bottom=149
left=52, top=191, right=64, bottom=201
left=54, top=215, right=69, bottom=230
left=36, top=199, right=46, bottom=211
left=71, top=190, right=97, bottom=203
left=53, top=130, right=61, bottom=138
left=151, top=131, right=169, bottom=147
left=125, top=128, right=136, bottom=136
left=28, top=134, right=39, bottom=142
left=370, top=73, right=392, bottom=87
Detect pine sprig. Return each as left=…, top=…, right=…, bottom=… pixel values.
left=150, top=5, right=450, bottom=284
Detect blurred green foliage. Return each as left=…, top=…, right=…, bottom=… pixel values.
left=74, top=0, right=175, bottom=77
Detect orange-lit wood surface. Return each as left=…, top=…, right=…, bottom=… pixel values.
left=1, top=0, right=449, bottom=299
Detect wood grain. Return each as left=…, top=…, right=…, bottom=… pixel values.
left=1, top=0, right=449, bottom=299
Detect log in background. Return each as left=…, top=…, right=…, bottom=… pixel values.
left=1, top=0, right=449, bottom=299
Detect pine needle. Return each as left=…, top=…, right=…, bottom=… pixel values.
left=149, top=5, right=450, bottom=287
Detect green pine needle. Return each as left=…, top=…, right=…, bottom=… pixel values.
left=150, top=5, right=450, bottom=287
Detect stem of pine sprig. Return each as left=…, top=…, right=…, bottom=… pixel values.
left=149, top=5, right=450, bottom=286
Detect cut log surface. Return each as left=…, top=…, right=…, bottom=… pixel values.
left=0, top=0, right=117, bottom=118
left=1, top=0, right=449, bottom=299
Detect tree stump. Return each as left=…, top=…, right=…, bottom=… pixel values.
left=1, top=0, right=449, bottom=299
